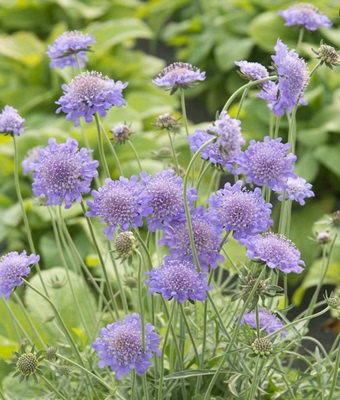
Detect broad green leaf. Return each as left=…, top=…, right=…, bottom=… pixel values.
left=2, top=373, right=48, bottom=399
left=294, top=150, right=319, bottom=182
left=214, top=38, right=253, bottom=72
left=314, top=144, right=340, bottom=177
left=0, top=335, right=18, bottom=359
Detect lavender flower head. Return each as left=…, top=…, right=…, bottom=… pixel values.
left=276, top=176, right=314, bottom=205
left=207, top=180, right=273, bottom=240
left=140, top=169, right=197, bottom=232
left=21, top=146, right=42, bottom=175
left=146, top=258, right=212, bottom=302
left=159, top=206, right=224, bottom=271
left=0, top=251, right=40, bottom=300
left=237, top=136, right=297, bottom=190
left=243, top=232, right=305, bottom=274
left=153, top=62, right=206, bottom=94
left=56, top=71, right=128, bottom=126
left=240, top=308, right=286, bottom=337
left=235, top=61, right=269, bottom=82
left=86, top=176, right=150, bottom=240
left=278, top=3, right=332, bottom=31
left=0, top=106, right=25, bottom=136
left=32, top=138, right=98, bottom=209
left=92, top=313, right=161, bottom=380
left=46, top=31, right=96, bottom=69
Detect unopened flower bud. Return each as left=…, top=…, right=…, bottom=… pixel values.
left=155, top=113, right=181, bottom=133
left=114, top=231, right=137, bottom=259
left=316, top=231, right=332, bottom=245
left=312, top=42, right=340, bottom=69
left=251, top=338, right=273, bottom=356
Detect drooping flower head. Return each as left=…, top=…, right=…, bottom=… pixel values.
left=56, top=71, right=128, bottom=126
left=139, top=169, right=197, bottom=232
left=155, top=113, right=181, bottom=133
left=276, top=176, right=314, bottom=205
left=278, top=3, right=332, bottom=31
left=92, top=314, right=161, bottom=380
left=243, top=232, right=305, bottom=274
left=46, top=31, right=96, bottom=69
left=32, top=138, right=98, bottom=209
left=235, top=61, right=269, bottom=82
left=159, top=206, right=224, bottom=271
left=239, top=307, right=286, bottom=337
left=0, top=251, right=40, bottom=300
left=237, top=136, right=297, bottom=190
left=153, top=62, right=206, bottom=94
left=86, top=176, right=150, bottom=240
left=146, top=258, right=212, bottom=302
left=110, top=123, right=131, bottom=144
left=0, top=105, right=25, bottom=136
left=21, top=146, right=42, bottom=175
left=312, top=42, right=340, bottom=69
left=207, top=180, right=273, bottom=240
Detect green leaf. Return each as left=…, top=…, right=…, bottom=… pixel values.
left=2, top=373, right=47, bottom=399
left=314, top=144, right=340, bottom=177
left=294, top=150, right=319, bottom=182
left=214, top=37, right=253, bottom=72
left=0, top=335, right=18, bottom=359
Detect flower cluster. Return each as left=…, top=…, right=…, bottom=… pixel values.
left=0, top=105, right=25, bottom=136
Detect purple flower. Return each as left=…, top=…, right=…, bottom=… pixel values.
left=146, top=258, right=212, bottom=302
left=276, top=176, right=314, bottom=205
left=92, top=313, right=161, bottom=380
left=0, top=251, right=40, bottom=300
left=243, top=232, right=305, bottom=274
left=159, top=206, right=224, bottom=271
left=56, top=71, right=128, bottom=127
left=235, top=61, right=269, bottom=81
left=258, top=39, right=309, bottom=116
left=0, top=106, right=25, bottom=136
left=207, top=180, right=273, bottom=240
left=240, top=307, right=286, bottom=337
left=278, top=3, right=332, bottom=31
left=32, top=138, right=98, bottom=209
left=237, top=136, right=297, bottom=190
left=21, top=146, right=42, bottom=175
left=139, top=169, right=197, bottom=232
left=153, top=62, right=205, bottom=94
left=86, top=176, right=150, bottom=240
left=46, top=31, right=96, bottom=69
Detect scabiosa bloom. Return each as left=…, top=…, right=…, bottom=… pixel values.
left=207, top=180, right=273, bottom=240
left=240, top=308, right=286, bottom=337
left=146, top=258, right=212, bottom=302
left=56, top=71, right=128, bottom=127
left=159, top=206, right=224, bottom=271
left=237, top=136, right=297, bottom=190
left=86, top=176, right=150, bottom=240
left=276, top=176, right=314, bottom=205
left=92, top=314, right=161, bottom=380
left=0, top=105, right=25, bottom=136
left=0, top=251, right=40, bottom=300
left=235, top=60, right=269, bottom=82
left=46, top=31, right=96, bottom=69
left=243, top=232, right=305, bottom=274
left=153, top=62, right=206, bottom=94
left=139, top=169, right=197, bottom=232
left=21, top=146, right=42, bottom=175
left=278, top=3, right=332, bottom=31
left=32, top=138, right=98, bottom=209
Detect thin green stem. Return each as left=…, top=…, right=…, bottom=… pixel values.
left=94, top=113, right=111, bottom=178
left=296, top=28, right=305, bottom=52
left=136, top=250, right=146, bottom=349
left=127, top=139, right=143, bottom=171
left=180, top=89, right=190, bottom=136
left=328, top=332, right=340, bottom=399
left=247, top=356, right=261, bottom=400
left=167, top=130, right=180, bottom=175
left=179, top=303, right=199, bottom=364
left=40, top=375, right=68, bottom=400
left=235, top=87, right=249, bottom=119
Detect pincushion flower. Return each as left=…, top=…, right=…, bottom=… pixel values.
left=32, top=138, right=98, bottom=209
left=86, top=176, right=150, bottom=240
left=56, top=71, right=128, bottom=126
left=240, top=308, right=286, bottom=337
left=276, top=176, right=314, bottom=205
left=0, top=251, right=40, bottom=300
left=46, top=31, right=96, bottom=69
left=278, top=3, right=332, bottom=31
left=92, top=314, right=161, bottom=380
left=237, top=136, right=297, bottom=190
left=146, top=258, right=212, bottom=302
left=153, top=62, right=206, bottom=94
left=207, top=180, right=273, bottom=240
left=159, top=206, right=224, bottom=271
left=235, top=61, right=269, bottom=82
left=243, top=232, right=305, bottom=274
left=21, top=147, right=42, bottom=175
left=0, top=105, right=25, bottom=136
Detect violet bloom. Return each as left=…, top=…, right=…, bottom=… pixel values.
left=86, top=176, right=150, bottom=240
left=0, top=251, right=40, bottom=300
left=32, top=138, right=99, bottom=209
left=159, top=206, right=224, bottom=271
left=208, top=180, right=273, bottom=240
left=237, top=136, right=297, bottom=191
left=92, top=314, right=161, bottom=380
left=276, top=176, right=314, bottom=205
left=139, top=169, right=197, bottom=232
left=235, top=61, right=269, bottom=82
left=56, top=71, right=128, bottom=127
left=21, top=146, right=42, bottom=175
left=240, top=308, right=286, bottom=337
left=146, top=258, right=212, bottom=302
left=153, top=62, right=205, bottom=94
left=278, top=3, right=332, bottom=31
left=46, top=31, right=96, bottom=69
left=0, top=106, right=25, bottom=136
left=243, top=232, right=305, bottom=274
